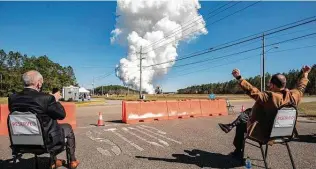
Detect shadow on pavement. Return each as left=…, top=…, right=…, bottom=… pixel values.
left=0, top=156, right=50, bottom=169
left=136, top=149, right=243, bottom=168
left=293, top=134, right=316, bottom=143
left=105, top=120, right=124, bottom=123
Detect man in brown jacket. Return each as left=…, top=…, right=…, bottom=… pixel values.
left=218, top=65, right=311, bottom=158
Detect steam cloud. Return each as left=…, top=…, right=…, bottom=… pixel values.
left=111, top=0, right=208, bottom=94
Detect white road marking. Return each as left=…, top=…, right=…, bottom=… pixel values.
left=128, top=127, right=169, bottom=147
left=122, top=127, right=163, bottom=147
left=140, top=125, right=167, bottom=135
left=86, top=131, right=122, bottom=155
left=136, top=126, right=182, bottom=144
left=78, top=124, right=121, bottom=129
left=96, top=147, right=112, bottom=156
left=104, top=128, right=144, bottom=151
left=78, top=126, right=96, bottom=129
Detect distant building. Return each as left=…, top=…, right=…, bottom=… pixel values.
left=62, top=85, right=79, bottom=101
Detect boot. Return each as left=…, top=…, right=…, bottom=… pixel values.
left=228, top=149, right=243, bottom=158
left=70, top=160, right=80, bottom=169
left=51, top=159, right=65, bottom=169
left=218, top=123, right=233, bottom=133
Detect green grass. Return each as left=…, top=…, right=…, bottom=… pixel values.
left=73, top=98, right=106, bottom=107
left=0, top=97, right=8, bottom=104
left=298, top=101, right=316, bottom=117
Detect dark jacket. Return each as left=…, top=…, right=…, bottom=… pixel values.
left=238, top=75, right=309, bottom=141
left=8, top=88, right=66, bottom=152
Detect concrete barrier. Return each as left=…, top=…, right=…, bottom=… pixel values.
left=123, top=101, right=169, bottom=124
left=122, top=99, right=228, bottom=124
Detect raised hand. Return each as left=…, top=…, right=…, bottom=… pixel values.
left=232, top=68, right=241, bottom=78
left=302, top=65, right=311, bottom=74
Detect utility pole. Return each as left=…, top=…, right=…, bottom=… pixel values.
left=139, top=46, right=143, bottom=99
left=127, top=85, right=129, bottom=95
left=261, top=33, right=265, bottom=91
left=0, top=74, right=2, bottom=93
left=92, top=76, right=95, bottom=96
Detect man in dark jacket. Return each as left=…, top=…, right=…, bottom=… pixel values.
left=218, top=65, right=311, bottom=159
left=8, top=70, right=79, bottom=169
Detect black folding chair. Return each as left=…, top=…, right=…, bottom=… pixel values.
left=7, top=111, right=71, bottom=169
left=242, top=106, right=298, bottom=169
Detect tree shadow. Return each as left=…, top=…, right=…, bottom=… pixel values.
left=293, top=134, right=316, bottom=143
left=136, top=149, right=244, bottom=168
left=0, top=156, right=51, bottom=169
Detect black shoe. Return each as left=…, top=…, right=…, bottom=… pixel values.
left=228, top=149, right=243, bottom=160
left=218, top=123, right=233, bottom=133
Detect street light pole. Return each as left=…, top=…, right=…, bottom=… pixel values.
left=262, top=33, right=265, bottom=91
left=139, top=46, right=143, bottom=99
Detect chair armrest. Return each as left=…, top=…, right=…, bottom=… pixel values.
left=247, top=121, right=258, bottom=136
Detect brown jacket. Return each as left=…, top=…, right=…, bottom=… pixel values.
left=238, top=75, right=309, bottom=141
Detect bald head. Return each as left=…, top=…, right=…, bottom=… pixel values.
left=22, top=70, right=43, bottom=90
left=270, top=73, right=286, bottom=89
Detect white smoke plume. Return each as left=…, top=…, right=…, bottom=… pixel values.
left=112, top=0, right=208, bottom=94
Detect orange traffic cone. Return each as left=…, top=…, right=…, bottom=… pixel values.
left=241, top=105, right=245, bottom=112
left=97, top=112, right=104, bottom=126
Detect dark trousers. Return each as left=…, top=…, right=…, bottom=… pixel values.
left=60, top=124, right=76, bottom=161
left=232, top=111, right=251, bottom=152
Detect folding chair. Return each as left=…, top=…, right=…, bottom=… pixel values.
left=226, top=99, right=235, bottom=114
left=7, top=111, right=71, bottom=169
left=242, top=106, right=298, bottom=169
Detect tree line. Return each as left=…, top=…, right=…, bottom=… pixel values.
left=0, top=49, right=77, bottom=96
left=94, top=85, right=139, bottom=95
left=177, top=64, right=316, bottom=95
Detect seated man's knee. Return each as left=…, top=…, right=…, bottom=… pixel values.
left=61, top=123, right=72, bottom=130
left=238, top=112, right=249, bottom=123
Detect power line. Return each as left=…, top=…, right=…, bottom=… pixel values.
left=170, top=32, right=316, bottom=69
left=146, top=33, right=316, bottom=72
left=144, top=17, right=316, bottom=68
left=94, top=71, right=116, bottom=80
left=268, top=44, right=316, bottom=54
left=156, top=39, right=316, bottom=79
left=142, top=24, right=316, bottom=71
left=167, top=55, right=258, bottom=79
left=166, top=43, right=316, bottom=79
left=208, top=15, right=316, bottom=50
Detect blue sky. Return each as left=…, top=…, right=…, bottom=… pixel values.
left=0, top=1, right=315, bottom=92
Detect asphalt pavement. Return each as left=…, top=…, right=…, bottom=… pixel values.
left=1, top=99, right=316, bottom=169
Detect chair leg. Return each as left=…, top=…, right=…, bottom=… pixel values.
left=12, top=152, right=19, bottom=164
left=260, top=144, right=268, bottom=169
left=293, top=128, right=299, bottom=138
left=285, top=142, right=297, bottom=169
left=265, top=145, right=268, bottom=161
left=34, top=155, right=39, bottom=169
left=66, top=146, right=71, bottom=169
